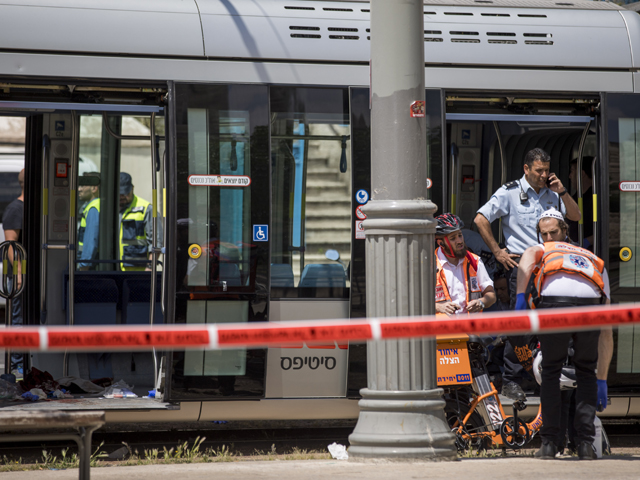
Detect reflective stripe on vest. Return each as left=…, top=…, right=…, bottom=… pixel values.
left=435, top=249, right=482, bottom=316
left=526, top=241, right=606, bottom=309
left=119, top=195, right=151, bottom=271
left=78, top=198, right=100, bottom=255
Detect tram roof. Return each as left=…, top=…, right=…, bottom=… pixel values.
left=0, top=0, right=638, bottom=74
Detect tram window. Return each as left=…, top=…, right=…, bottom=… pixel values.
left=0, top=172, right=22, bottom=223
left=75, top=115, right=163, bottom=272
left=182, top=108, right=252, bottom=287
left=174, top=84, right=269, bottom=299
left=184, top=300, right=248, bottom=376
left=0, top=117, right=25, bottom=228
left=270, top=87, right=351, bottom=297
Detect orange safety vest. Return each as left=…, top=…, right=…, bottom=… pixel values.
left=526, top=241, right=606, bottom=310
left=435, top=249, right=483, bottom=316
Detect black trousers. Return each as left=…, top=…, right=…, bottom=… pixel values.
left=503, top=262, right=536, bottom=385
left=539, top=329, right=600, bottom=447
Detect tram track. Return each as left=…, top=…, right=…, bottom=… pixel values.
left=0, top=423, right=355, bottom=463
left=0, top=420, right=638, bottom=464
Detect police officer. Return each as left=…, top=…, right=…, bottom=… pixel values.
left=516, top=209, right=611, bottom=460
left=77, top=172, right=100, bottom=270
left=119, top=172, right=159, bottom=271
left=434, top=214, right=496, bottom=316
left=474, top=148, right=581, bottom=400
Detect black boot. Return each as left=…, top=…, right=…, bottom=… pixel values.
left=578, top=442, right=597, bottom=460
left=534, top=443, right=557, bottom=460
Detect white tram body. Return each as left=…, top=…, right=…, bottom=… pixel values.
left=0, top=0, right=639, bottom=423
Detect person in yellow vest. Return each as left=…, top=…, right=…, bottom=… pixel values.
left=516, top=208, right=612, bottom=460
left=77, top=172, right=100, bottom=270
left=119, top=172, right=158, bottom=271
left=435, top=213, right=496, bottom=316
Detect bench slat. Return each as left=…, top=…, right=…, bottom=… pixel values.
left=0, top=410, right=105, bottom=428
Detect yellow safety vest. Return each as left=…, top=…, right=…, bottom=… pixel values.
left=78, top=198, right=100, bottom=256
left=119, top=195, right=151, bottom=271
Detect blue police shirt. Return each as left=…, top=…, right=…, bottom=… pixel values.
left=477, top=175, right=566, bottom=255
left=78, top=207, right=99, bottom=268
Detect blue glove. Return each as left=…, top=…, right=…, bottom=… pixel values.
left=597, top=379, right=608, bottom=411
left=515, top=293, right=527, bottom=311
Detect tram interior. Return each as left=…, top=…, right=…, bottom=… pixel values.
left=445, top=96, right=599, bottom=246
left=0, top=109, right=166, bottom=397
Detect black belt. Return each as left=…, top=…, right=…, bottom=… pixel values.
left=539, top=295, right=605, bottom=306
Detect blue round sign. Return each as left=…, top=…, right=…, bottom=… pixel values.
left=355, top=189, right=369, bottom=204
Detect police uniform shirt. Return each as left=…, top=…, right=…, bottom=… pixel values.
left=531, top=244, right=611, bottom=299
left=437, top=247, right=493, bottom=313
left=477, top=175, right=567, bottom=255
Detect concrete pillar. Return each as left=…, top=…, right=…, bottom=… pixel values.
left=347, top=0, right=456, bottom=462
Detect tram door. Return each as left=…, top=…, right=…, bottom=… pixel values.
left=603, top=93, right=640, bottom=410
left=446, top=113, right=595, bottom=255
left=167, top=85, right=354, bottom=402
left=30, top=109, right=165, bottom=394
left=168, top=84, right=270, bottom=400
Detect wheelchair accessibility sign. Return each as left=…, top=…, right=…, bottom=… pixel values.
left=253, top=225, right=268, bottom=242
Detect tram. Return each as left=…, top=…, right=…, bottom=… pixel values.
left=1, top=0, right=639, bottom=423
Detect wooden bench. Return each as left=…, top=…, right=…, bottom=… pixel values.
left=0, top=410, right=105, bottom=480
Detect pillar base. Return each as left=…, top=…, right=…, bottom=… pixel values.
left=348, top=388, right=456, bottom=462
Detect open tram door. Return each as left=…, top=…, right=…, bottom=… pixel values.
left=444, top=98, right=601, bottom=278
left=0, top=100, right=168, bottom=399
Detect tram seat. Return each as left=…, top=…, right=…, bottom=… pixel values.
left=270, top=263, right=295, bottom=287
left=122, top=279, right=163, bottom=325
left=68, top=278, right=119, bottom=326
left=219, top=262, right=242, bottom=286
left=299, top=264, right=346, bottom=288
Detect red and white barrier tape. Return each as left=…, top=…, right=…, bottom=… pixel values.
left=1, top=303, right=638, bottom=352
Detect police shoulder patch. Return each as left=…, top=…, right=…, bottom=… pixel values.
left=503, top=180, right=518, bottom=190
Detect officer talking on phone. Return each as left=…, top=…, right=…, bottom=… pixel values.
left=474, top=148, right=581, bottom=401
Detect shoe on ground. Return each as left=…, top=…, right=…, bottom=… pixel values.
left=535, top=443, right=558, bottom=459
left=578, top=441, right=597, bottom=460
left=502, top=381, right=527, bottom=401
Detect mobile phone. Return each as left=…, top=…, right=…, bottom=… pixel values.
left=547, top=174, right=554, bottom=186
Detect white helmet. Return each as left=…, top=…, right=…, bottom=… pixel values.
left=533, top=350, right=577, bottom=390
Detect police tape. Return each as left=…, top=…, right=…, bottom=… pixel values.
left=1, top=303, right=639, bottom=352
